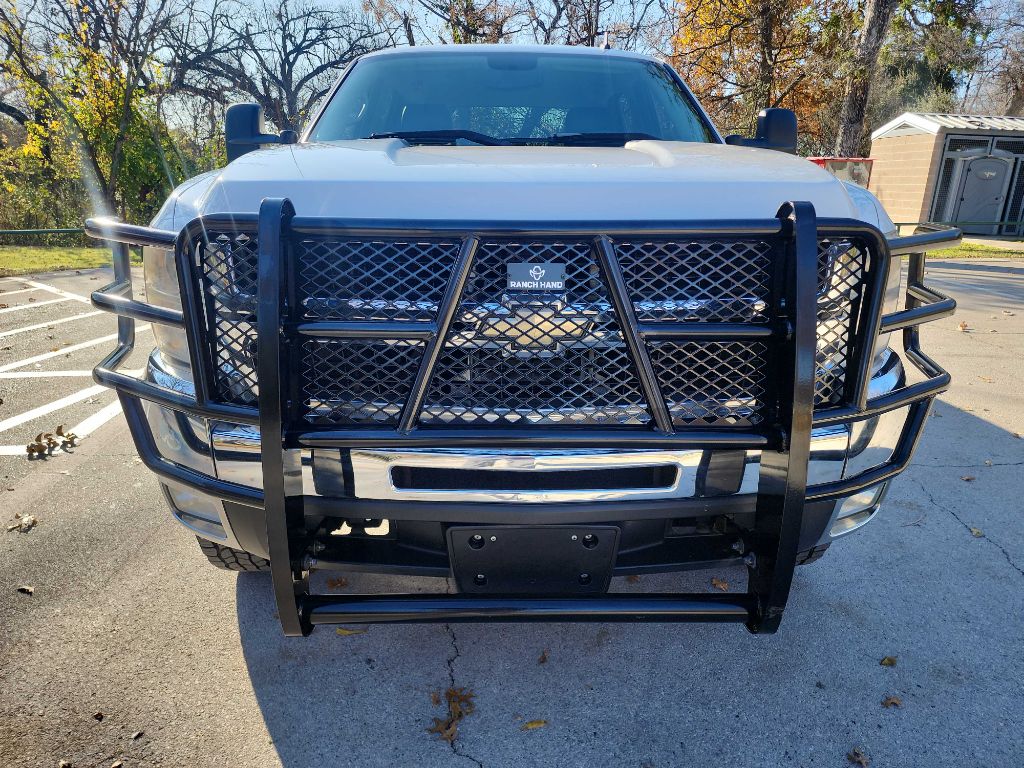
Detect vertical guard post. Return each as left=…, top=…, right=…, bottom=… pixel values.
left=746, top=201, right=818, bottom=633
left=256, top=198, right=309, bottom=636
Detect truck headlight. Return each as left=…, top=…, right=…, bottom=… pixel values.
left=143, top=246, right=191, bottom=377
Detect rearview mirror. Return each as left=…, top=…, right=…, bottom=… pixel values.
left=724, top=108, right=798, bottom=154
left=225, top=103, right=299, bottom=162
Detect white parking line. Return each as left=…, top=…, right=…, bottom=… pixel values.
left=0, top=399, right=123, bottom=455
left=22, top=280, right=93, bottom=304
left=0, top=384, right=106, bottom=434
left=0, top=287, right=37, bottom=296
left=0, top=297, right=70, bottom=314
left=0, top=328, right=149, bottom=373
left=0, top=368, right=143, bottom=380
left=0, top=370, right=95, bottom=379
left=0, top=311, right=103, bottom=339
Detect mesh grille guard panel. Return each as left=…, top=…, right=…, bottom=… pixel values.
left=189, top=227, right=874, bottom=425
left=192, top=230, right=260, bottom=405
left=296, top=237, right=460, bottom=321
left=421, top=240, right=650, bottom=426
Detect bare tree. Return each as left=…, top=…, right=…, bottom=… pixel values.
left=165, top=0, right=396, bottom=131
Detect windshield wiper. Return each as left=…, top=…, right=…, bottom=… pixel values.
left=365, top=130, right=507, bottom=146
left=521, top=132, right=661, bottom=146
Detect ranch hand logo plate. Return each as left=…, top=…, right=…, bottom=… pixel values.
left=507, top=263, right=567, bottom=291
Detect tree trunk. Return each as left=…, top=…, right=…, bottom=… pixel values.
left=834, top=0, right=898, bottom=156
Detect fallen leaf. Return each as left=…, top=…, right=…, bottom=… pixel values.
left=430, top=690, right=441, bottom=707
left=1003, top=310, right=1015, bottom=316
left=880, top=656, right=897, bottom=667
left=111, top=762, right=123, bottom=768
left=59, top=762, right=71, bottom=768
left=625, top=574, right=640, bottom=584
left=326, top=576, right=349, bottom=589
left=426, top=717, right=458, bottom=743
left=93, top=712, right=104, bottom=722
left=847, top=747, right=870, bottom=767
left=335, top=627, right=367, bottom=636
left=427, top=687, right=476, bottom=743
left=538, top=649, right=549, bottom=665
left=7, top=514, right=37, bottom=533
left=970, top=527, right=984, bottom=538
left=960, top=476, right=976, bottom=482
left=131, top=730, right=143, bottom=740
left=711, top=577, right=729, bottom=592
left=881, top=695, right=902, bottom=708
left=957, top=320, right=969, bottom=332
left=521, top=719, right=548, bottom=731
left=17, top=585, right=33, bottom=596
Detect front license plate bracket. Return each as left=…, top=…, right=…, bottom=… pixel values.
left=447, top=525, right=619, bottom=594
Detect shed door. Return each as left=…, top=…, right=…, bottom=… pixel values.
left=954, top=157, right=1013, bottom=235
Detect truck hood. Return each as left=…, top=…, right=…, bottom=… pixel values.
left=154, top=140, right=876, bottom=229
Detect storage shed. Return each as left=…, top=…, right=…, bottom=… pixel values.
left=868, top=112, right=1024, bottom=235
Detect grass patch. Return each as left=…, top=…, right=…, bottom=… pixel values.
left=0, top=245, right=141, bottom=276
left=931, top=241, right=1024, bottom=259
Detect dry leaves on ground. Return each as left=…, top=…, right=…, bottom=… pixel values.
left=960, top=475, right=976, bottom=482
left=970, top=527, right=984, bottom=538
left=17, top=585, right=33, bottom=595
left=7, top=513, right=37, bottom=533
left=847, top=747, right=870, bottom=766
left=521, top=719, right=548, bottom=731
left=880, top=656, right=897, bottom=667
left=538, top=649, right=549, bottom=664
left=427, top=687, right=476, bottom=743
left=326, top=576, right=349, bottom=590
left=335, top=627, right=367, bottom=636
left=881, top=695, right=902, bottom=708
left=625, top=575, right=641, bottom=584
left=957, top=321, right=970, bottom=332
left=711, top=577, right=729, bottom=592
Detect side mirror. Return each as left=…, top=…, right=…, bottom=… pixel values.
left=225, top=103, right=299, bottom=162
left=724, top=108, right=798, bottom=154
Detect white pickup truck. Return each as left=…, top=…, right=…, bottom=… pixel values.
left=87, top=44, right=959, bottom=636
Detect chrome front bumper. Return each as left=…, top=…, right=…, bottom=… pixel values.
left=151, top=348, right=906, bottom=550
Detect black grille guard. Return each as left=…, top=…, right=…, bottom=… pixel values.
left=85, top=202, right=959, bottom=635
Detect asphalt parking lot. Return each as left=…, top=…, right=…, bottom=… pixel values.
left=0, top=260, right=1022, bottom=768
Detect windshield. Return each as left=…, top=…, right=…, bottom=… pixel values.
left=308, top=51, right=716, bottom=146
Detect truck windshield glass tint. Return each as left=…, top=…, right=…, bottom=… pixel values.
left=309, top=52, right=715, bottom=145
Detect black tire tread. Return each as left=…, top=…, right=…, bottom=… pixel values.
left=196, top=537, right=271, bottom=572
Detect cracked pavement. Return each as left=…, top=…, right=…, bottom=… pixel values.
left=1, top=259, right=1022, bottom=768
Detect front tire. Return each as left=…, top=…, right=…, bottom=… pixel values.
left=196, top=537, right=271, bottom=572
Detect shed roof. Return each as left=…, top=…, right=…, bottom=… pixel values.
left=871, top=112, right=1024, bottom=141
